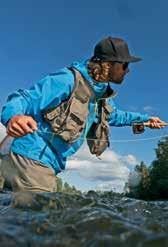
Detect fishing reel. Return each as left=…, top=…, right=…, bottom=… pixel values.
left=132, top=123, right=145, bottom=134
left=132, top=121, right=168, bottom=134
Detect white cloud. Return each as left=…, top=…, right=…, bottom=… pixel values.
left=0, top=123, right=13, bottom=155
left=143, top=105, right=157, bottom=114
left=122, top=154, right=139, bottom=166
left=66, top=143, right=139, bottom=192
left=0, top=122, right=6, bottom=141
left=129, top=105, right=158, bottom=115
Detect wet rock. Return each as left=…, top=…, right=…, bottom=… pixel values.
left=0, top=191, right=167, bottom=246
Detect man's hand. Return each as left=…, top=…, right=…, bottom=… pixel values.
left=147, top=117, right=167, bottom=129
left=7, top=115, right=38, bottom=138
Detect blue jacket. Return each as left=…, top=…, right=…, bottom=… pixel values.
left=1, top=60, right=149, bottom=174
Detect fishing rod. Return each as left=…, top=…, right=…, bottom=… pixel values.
left=132, top=122, right=168, bottom=134
left=0, top=121, right=168, bottom=152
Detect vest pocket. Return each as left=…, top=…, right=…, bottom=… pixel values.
left=43, top=102, right=68, bottom=131
left=70, top=97, right=89, bottom=121
left=60, top=99, right=88, bottom=142
left=87, top=122, right=109, bottom=156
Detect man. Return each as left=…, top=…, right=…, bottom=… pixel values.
left=0, top=36, right=165, bottom=192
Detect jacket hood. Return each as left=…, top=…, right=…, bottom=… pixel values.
left=71, top=59, right=108, bottom=98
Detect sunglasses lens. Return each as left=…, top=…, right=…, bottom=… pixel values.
left=123, top=63, right=129, bottom=70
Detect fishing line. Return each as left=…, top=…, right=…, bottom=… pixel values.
left=36, top=130, right=168, bottom=143
left=1, top=129, right=167, bottom=158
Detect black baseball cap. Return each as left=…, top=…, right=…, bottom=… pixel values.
left=92, top=36, right=142, bottom=63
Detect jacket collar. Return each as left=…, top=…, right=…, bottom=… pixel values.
left=71, top=59, right=117, bottom=99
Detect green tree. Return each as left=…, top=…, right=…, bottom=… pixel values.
left=53, top=176, right=82, bottom=194
left=126, top=161, right=150, bottom=199
left=148, top=137, right=168, bottom=199
left=63, top=182, right=72, bottom=193
left=126, top=136, right=168, bottom=200
left=56, top=177, right=63, bottom=192
left=62, top=181, right=82, bottom=194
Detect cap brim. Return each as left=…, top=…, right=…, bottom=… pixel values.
left=127, top=56, right=142, bottom=63
left=92, top=55, right=142, bottom=63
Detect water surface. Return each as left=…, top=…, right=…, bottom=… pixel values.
left=0, top=191, right=167, bottom=247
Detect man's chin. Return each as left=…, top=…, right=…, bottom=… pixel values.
left=110, top=78, right=124, bottom=84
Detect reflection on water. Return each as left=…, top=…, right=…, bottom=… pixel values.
left=0, top=191, right=168, bottom=247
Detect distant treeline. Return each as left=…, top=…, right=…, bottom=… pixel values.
left=56, top=177, right=82, bottom=195
left=125, top=137, right=168, bottom=200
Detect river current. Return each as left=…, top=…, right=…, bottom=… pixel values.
left=0, top=190, right=168, bottom=247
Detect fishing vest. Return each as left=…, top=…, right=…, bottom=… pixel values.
left=42, top=67, right=117, bottom=156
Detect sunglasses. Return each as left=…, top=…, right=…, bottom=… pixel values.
left=115, top=61, right=129, bottom=70
left=122, top=62, right=129, bottom=70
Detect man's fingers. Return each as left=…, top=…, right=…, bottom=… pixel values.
left=155, top=117, right=162, bottom=122
left=150, top=123, right=164, bottom=129
left=17, top=121, right=34, bottom=134
left=9, top=122, right=26, bottom=135
left=7, top=127, right=23, bottom=137
left=27, top=118, right=38, bottom=131
left=16, top=117, right=37, bottom=133
left=149, top=117, right=167, bottom=129
left=7, top=115, right=38, bottom=137
left=9, top=120, right=33, bottom=135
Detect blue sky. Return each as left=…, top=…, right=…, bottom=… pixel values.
left=0, top=0, right=168, bottom=192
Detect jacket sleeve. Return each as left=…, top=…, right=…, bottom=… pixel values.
left=1, top=69, right=74, bottom=127
left=107, top=99, right=150, bottom=126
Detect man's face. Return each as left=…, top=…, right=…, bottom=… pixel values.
left=108, top=62, right=129, bottom=84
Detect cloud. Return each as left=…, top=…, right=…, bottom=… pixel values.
left=0, top=122, right=6, bottom=141
left=143, top=105, right=157, bottom=114
left=0, top=123, right=13, bottom=155
left=122, top=154, right=139, bottom=166
left=66, top=143, right=139, bottom=192
left=128, top=105, right=158, bottom=115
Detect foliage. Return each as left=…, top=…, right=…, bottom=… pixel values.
left=56, top=176, right=82, bottom=195
left=125, top=161, right=150, bottom=199
left=125, top=137, right=168, bottom=200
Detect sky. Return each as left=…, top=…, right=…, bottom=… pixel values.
left=0, top=0, right=168, bottom=192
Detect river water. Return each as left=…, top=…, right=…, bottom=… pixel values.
left=0, top=190, right=167, bottom=247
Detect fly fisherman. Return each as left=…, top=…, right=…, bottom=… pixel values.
left=0, top=36, right=166, bottom=192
